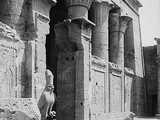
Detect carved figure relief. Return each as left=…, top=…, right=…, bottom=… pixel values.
left=110, top=73, right=122, bottom=112
left=125, top=75, right=133, bottom=111
left=0, top=45, right=17, bottom=98
left=91, top=69, right=105, bottom=120
left=57, top=51, right=76, bottom=120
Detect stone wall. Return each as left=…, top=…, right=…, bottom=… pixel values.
left=143, top=46, right=158, bottom=116
left=0, top=22, right=24, bottom=98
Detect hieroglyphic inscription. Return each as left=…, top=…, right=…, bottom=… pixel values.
left=0, top=45, right=17, bottom=98
left=125, top=75, right=133, bottom=111
left=91, top=69, right=105, bottom=120
left=110, top=73, right=122, bottom=112
left=33, top=12, right=49, bottom=99
left=57, top=52, right=76, bottom=120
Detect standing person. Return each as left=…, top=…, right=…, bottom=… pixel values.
left=38, top=69, right=56, bottom=120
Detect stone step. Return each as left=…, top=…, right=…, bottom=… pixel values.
left=134, top=117, right=160, bottom=120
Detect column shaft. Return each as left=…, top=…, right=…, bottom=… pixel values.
left=119, top=16, right=132, bottom=112
left=109, top=9, right=120, bottom=63
left=92, top=1, right=111, bottom=59
left=91, top=1, right=111, bottom=113
left=55, top=18, right=94, bottom=120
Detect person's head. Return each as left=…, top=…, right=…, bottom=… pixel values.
left=45, top=69, right=54, bottom=91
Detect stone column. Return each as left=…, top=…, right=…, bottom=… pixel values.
left=66, top=0, right=93, bottom=18
left=155, top=38, right=160, bottom=116
left=91, top=1, right=112, bottom=59
left=55, top=18, right=94, bottom=120
left=119, top=16, right=132, bottom=112
left=91, top=0, right=112, bottom=113
left=109, top=8, right=120, bottom=63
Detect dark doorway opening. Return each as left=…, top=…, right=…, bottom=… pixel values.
left=45, top=0, right=68, bottom=117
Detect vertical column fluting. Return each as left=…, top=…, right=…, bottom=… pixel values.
left=155, top=38, right=160, bottom=116
left=66, top=0, right=93, bottom=18
left=119, top=16, right=132, bottom=112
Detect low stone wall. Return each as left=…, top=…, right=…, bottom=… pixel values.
left=0, top=98, right=41, bottom=120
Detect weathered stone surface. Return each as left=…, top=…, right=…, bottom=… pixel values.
left=55, top=18, right=94, bottom=120
left=0, top=22, right=24, bottom=98
left=0, top=0, right=25, bottom=28
left=110, top=72, right=122, bottom=112
left=0, top=98, right=41, bottom=120
left=0, top=0, right=145, bottom=120
left=91, top=68, right=105, bottom=120
left=125, top=75, right=133, bottom=112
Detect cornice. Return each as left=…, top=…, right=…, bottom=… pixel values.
left=122, top=0, right=142, bottom=13
left=92, top=56, right=106, bottom=70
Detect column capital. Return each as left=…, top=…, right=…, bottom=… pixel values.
left=66, top=0, right=93, bottom=9
left=55, top=18, right=95, bottom=50
left=120, top=16, right=132, bottom=33
left=66, top=0, right=93, bottom=18
left=109, top=8, right=121, bottom=32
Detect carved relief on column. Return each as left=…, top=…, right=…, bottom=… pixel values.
left=91, top=1, right=112, bottom=59
left=66, top=0, right=93, bottom=18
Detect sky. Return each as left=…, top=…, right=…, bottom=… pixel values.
left=139, top=0, right=160, bottom=46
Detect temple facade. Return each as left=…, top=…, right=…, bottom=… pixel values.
left=0, top=0, right=145, bottom=120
